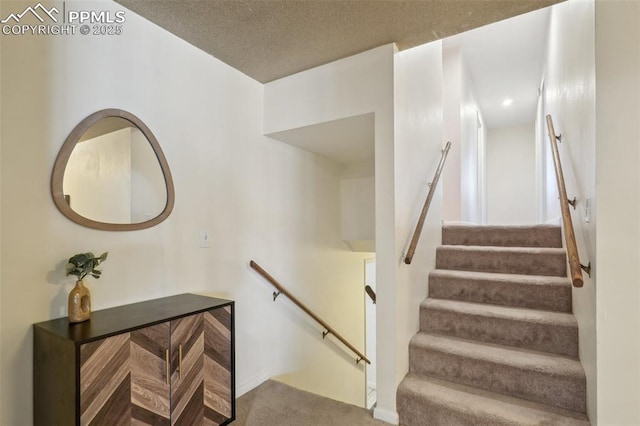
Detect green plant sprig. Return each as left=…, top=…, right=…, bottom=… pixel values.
left=65, top=252, right=108, bottom=281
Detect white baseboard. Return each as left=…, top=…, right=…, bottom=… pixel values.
left=236, top=369, right=272, bottom=397
left=373, top=407, right=399, bottom=425
left=546, top=216, right=562, bottom=225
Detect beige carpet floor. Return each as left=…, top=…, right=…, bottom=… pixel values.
left=233, top=380, right=388, bottom=426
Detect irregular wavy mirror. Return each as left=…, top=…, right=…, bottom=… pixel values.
left=51, top=109, right=175, bottom=231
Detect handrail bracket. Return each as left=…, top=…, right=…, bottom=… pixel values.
left=404, top=141, right=452, bottom=265
left=364, top=285, right=376, bottom=304
left=250, top=260, right=371, bottom=365
left=546, top=115, right=589, bottom=287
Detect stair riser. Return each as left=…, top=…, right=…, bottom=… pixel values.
left=436, top=248, right=567, bottom=277
left=398, top=375, right=591, bottom=426
left=429, top=274, right=572, bottom=312
left=420, top=306, right=578, bottom=357
left=399, top=224, right=588, bottom=425
left=442, top=226, right=562, bottom=248
left=409, top=345, right=586, bottom=413
left=397, top=392, right=516, bottom=426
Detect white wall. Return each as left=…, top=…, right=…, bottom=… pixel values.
left=264, top=41, right=444, bottom=423
left=534, top=82, right=549, bottom=224
left=542, top=0, right=598, bottom=421
left=64, top=129, right=132, bottom=223
left=442, top=48, right=462, bottom=221
left=341, top=176, right=375, bottom=247
left=442, top=45, right=482, bottom=223
left=364, top=258, right=377, bottom=394
left=264, top=45, right=395, bottom=136
left=459, top=59, right=481, bottom=224
left=263, top=152, right=373, bottom=407
left=486, top=124, right=536, bottom=224
left=0, top=1, right=371, bottom=423
left=595, top=1, right=640, bottom=424
left=63, top=126, right=166, bottom=224
left=264, top=44, right=398, bottom=418
left=394, top=40, right=443, bottom=420
left=477, top=114, right=487, bottom=224
left=341, top=161, right=375, bottom=251
left=130, top=127, right=166, bottom=222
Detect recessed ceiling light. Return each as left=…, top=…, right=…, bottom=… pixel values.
left=502, top=98, right=513, bottom=107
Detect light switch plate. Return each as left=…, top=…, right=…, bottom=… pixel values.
left=199, top=230, right=211, bottom=248
left=585, top=197, right=591, bottom=223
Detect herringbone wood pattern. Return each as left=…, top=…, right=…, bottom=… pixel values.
left=171, top=308, right=232, bottom=425
left=79, top=306, right=232, bottom=426
left=131, top=323, right=171, bottom=425
left=204, top=307, right=233, bottom=424
left=80, top=323, right=173, bottom=426
left=80, top=332, right=132, bottom=425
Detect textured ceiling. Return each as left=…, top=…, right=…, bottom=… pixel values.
left=114, top=0, right=561, bottom=83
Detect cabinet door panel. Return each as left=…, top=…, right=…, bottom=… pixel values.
left=80, top=333, right=131, bottom=425
left=80, top=323, right=171, bottom=426
left=131, top=323, right=171, bottom=425
left=171, top=313, right=205, bottom=424
left=171, top=307, right=232, bottom=425
left=204, top=307, right=233, bottom=424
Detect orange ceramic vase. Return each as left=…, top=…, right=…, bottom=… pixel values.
left=68, top=280, right=91, bottom=323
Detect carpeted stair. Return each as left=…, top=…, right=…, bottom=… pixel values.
left=397, top=224, right=590, bottom=425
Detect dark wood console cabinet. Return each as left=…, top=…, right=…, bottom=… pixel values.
left=34, top=293, right=235, bottom=426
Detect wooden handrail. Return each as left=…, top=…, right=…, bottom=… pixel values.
left=249, top=260, right=371, bottom=364
left=545, top=115, right=589, bottom=287
left=404, top=141, right=452, bottom=265
left=364, top=285, right=376, bottom=304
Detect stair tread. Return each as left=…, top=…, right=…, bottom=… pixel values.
left=442, top=224, right=563, bottom=248
left=443, top=224, right=561, bottom=230
left=398, top=373, right=590, bottom=425
left=422, top=298, right=577, bottom=327
left=429, top=269, right=573, bottom=312
left=410, top=332, right=584, bottom=376
left=409, top=332, right=586, bottom=412
left=436, top=245, right=568, bottom=277
left=429, top=269, right=571, bottom=286
left=439, top=245, right=566, bottom=254
left=400, top=225, right=587, bottom=424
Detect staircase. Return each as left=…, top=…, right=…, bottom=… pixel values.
left=397, top=224, right=590, bottom=425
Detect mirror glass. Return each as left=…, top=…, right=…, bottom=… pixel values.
left=52, top=110, right=175, bottom=231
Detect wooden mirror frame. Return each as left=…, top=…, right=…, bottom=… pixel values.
left=51, top=109, right=175, bottom=231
